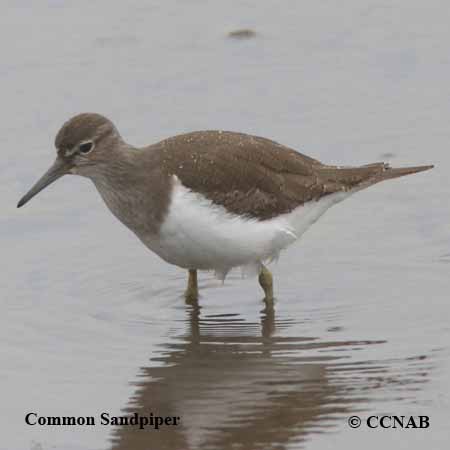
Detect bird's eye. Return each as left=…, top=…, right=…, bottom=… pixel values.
left=78, top=141, right=94, bottom=154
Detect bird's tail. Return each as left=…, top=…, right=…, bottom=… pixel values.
left=374, top=164, right=434, bottom=181
left=358, top=163, right=434, bottom=189
left=319, top=162, right=434, bottom=191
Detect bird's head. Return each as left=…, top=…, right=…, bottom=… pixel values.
left=17, top=113, right=121, bottom=208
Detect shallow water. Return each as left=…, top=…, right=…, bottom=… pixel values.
left=1, top=1, right=449, bottom=449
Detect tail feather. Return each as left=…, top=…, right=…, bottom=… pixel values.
left=358, top=163, right=434, bottom=190
left=376, top=164, right=434, bottom=181
left=319, top=163, right=434, bottom=191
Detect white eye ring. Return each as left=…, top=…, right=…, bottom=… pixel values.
left=78, top=141, right=94, bottom=154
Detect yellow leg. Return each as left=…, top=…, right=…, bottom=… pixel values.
left=185, top=269, right=199, bottom=304
left=258, top=265, right=274, bottom=302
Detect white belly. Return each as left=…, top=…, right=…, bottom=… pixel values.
left=144, top=177, right=351, bottom=279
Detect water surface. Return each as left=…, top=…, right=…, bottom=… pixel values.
left=1, top=1, right=449, bottom=449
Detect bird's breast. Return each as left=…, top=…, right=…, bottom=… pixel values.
left=144, top=177, right=307, bottom=271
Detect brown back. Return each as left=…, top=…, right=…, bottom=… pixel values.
left=146, top=130, right=422, bottom=220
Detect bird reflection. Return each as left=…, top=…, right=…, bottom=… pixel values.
left=110, top=300, right=429, bottom=450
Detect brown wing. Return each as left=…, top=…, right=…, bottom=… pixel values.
left=149, top=130, right=425, bottom=220
left=149, top=130, right=338, bottom=220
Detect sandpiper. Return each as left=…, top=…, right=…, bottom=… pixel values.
left=18, top=113, right=433, bottom=301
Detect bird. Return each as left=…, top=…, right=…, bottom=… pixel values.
left=18, top=113, right=433, bottom=302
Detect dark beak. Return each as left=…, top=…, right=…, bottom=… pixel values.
left=17, top=157, right=70, bottom=208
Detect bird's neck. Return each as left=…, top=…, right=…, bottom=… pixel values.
left=90, top=146, right=171, bottom=236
